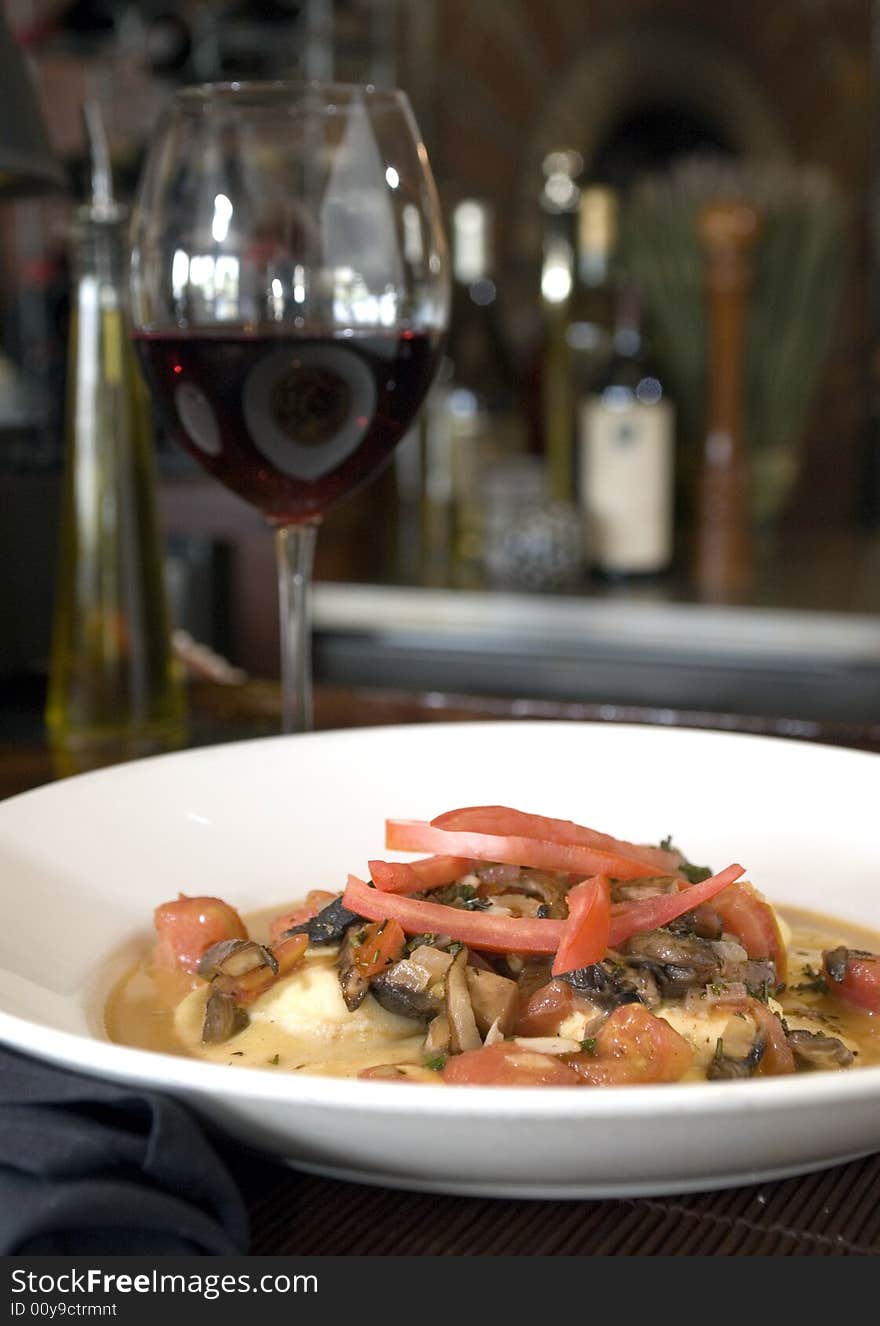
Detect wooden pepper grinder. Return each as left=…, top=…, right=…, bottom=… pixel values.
left=694, top=200, right=761, bottom=600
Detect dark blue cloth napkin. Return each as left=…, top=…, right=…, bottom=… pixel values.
left=0, top=1045, right=249, bottom=1255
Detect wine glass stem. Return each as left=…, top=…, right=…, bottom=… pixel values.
left=275, top=521, right=319, bottom=735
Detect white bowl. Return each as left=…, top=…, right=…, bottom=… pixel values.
left=0, top=721, right=878, bottom=1198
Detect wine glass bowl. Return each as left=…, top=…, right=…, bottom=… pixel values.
left=130, top=81, right=449, bottom=729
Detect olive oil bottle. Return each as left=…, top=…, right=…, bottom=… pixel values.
left=46, top=103, right=184, bottom=770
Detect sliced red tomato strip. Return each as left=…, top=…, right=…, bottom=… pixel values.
left=386, top=819, right=663, bottom=882
left=712, top=882, right=788, bottom=984
left=342, top=874, right=565, bottom=955
left=552, top=876, right=611, bottom=976
left=369, top=855, right=471, bottom=895
left=433, top=805, right=678, bottom=874
left=608, top=864, right=746, bottom=947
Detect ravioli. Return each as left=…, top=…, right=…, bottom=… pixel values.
left=173, top=951, right=425, bottom=1075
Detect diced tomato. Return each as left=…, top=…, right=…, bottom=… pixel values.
left=154, top=895, right=247, bottom=973
left=349, top=918, right=407, bottom=979
left=272, top=931, right=310, bottom=978
left=218, top=932, right=310, bottom=1004
left=750, top=1000, right=796, bottom=1075
left=608, top=865, right=746, bottom=947
left=516, top=978, right=598, bottom=1037
left=343, top=873, right=564, bottom=955
left=369, top=856, right=471, bottom=895
left=551, top=876, right=611, bottom=976
left=565, top=1005, right=694, bottom=1085
left=442, top=1042, right=582, bottom=1086
left=712, top=882, right=788, bottom=984
left=432, top=806, right=679, bottom=874
left=268, top=890, right=337, bottom=943
left=385, top=820, right=664, bottom=882
left=823, top=948, right=880, bottom=1015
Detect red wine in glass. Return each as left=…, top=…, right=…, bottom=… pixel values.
left=130, top=82, right=449, bottom=733
left=134, top=327, right=442, bottom=523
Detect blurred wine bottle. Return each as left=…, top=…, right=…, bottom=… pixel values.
left=449, top=199, right=514, bottom=412
left=539, top=150, right=579, bottom=502
left=542, top=180, right=619, bottom=503
left=567, top=184, right=619, bottom=397
left=578, top=284, right=675, bottom=576
left=46, top=102, right=185, bottom=772
left=426, top=199, right=519, bottom=581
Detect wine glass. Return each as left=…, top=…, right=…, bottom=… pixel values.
left=130, top=81, right=449, bottom=732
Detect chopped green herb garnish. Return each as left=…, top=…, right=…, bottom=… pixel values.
left=679, top=862, right=712, bottom=885
left=267, top=1054, right=280, bottom=1066
left=580, top=1038, right=597, bottom=1054
left=660, top=837, right=712, bottom=882
left=709, top=982, right=726, bottom=996
left=713, top=1037, right=725, bottom=1060
left=406, top=932, right=438, bottom=954
left=791, top=964, right=829, bottom=996
left=746, top=978, right=772, bottom=1003
left=424, top=1054, right=447, bottom=1072
left=447, top=941, right=464, bottom=956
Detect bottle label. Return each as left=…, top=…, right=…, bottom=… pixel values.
left=578, top=398, right=674, bottom=573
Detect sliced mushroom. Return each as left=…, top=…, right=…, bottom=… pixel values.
left=465, top=967, right=518, bottom=1037
left=409, top=945, right=455, bottom=983
left=624, top=930, right=722, bottom=997
left=823, top=946, right=864, bottom=984
left=788, top=1029, right=854, bottom=1071
left=706, top=1034, right=766, bottom=1081
left=483, top=893, right=546, bottom=918
left=517, top=873, right=572, bottom=919
left=370, top=953, right=446, bottom=1019
left=197, top=938, right=277, bottom=981
left=558, top=960, right=654, bottom=1010
left=482, top=1016, right=505, bottom=1047
left=425, top=1011, right=451, bottom=1055
left=197, top=939, right=246, bottom=979
left=724, top=958, right=779, bottom=997
left=475, top=867, right=571, bottom=919
left=337, top=929, right=370, bottom=1012
left=201, top=988, right=249, bottom=1044
left=284, top=896, right=361, bottom=947
left=611, top=876, right=680, bottom=903
left=668, top=904, right=724, bottom=941
left=510, top=956, right=554, bottom=1001
left=445, top=949, right=482, bottom=1053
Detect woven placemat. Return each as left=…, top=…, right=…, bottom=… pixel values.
left=237, top=1152, right=880, bottom=1256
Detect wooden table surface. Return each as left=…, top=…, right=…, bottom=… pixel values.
left=3, top=680, right=879, bottom=1257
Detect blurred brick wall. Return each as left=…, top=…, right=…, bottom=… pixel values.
left=426, top=0, right=873, bottom=529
